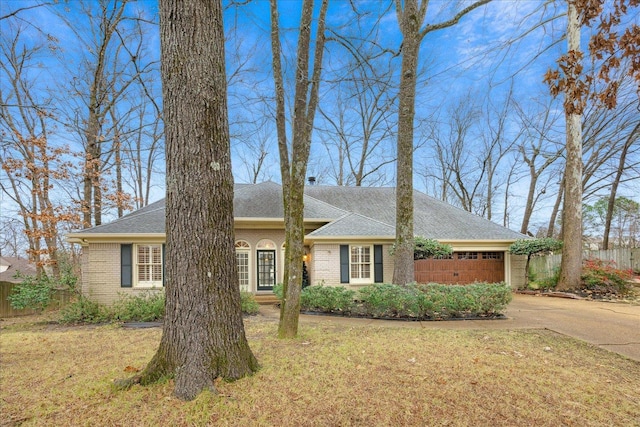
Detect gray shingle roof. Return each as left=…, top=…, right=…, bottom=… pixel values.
left=304, top=186, right=525, bottom=240
left=70, top=182, right=525, bottom=241
left=72, top=198, right=166, bottom=235
left=234, top=181, right=346, bottom=219
left=308, top=212, right=396, bottom=237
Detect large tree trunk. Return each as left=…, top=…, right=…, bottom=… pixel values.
left=392, top=3, right=421, bottom=286
left=557, top=2, right=583, bottom=291
left=392, top=0, right=491, bottom=285
left=123, top=0, right=258, bottom=401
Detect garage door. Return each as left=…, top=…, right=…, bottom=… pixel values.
left=414, top=252, right=504, bottom=285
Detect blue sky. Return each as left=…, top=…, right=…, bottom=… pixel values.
left=1, top=0, right=638, bottom=238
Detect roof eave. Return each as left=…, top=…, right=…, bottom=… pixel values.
left=66, top=233, right=166, bottom=245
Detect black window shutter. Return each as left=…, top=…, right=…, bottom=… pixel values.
left=374, top=245, right=383, bottom=283
left=121, top=244, right=133, bottom=287
left=162, top=244, right=166, bottom=287
left=340, top=245, right=349, bottom=283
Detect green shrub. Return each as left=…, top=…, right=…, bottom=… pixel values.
left=59, top=290, right=259, bottom=324
left=59, top=297, right=109, bottom=324
left=273, top=283, right=283, bottom=300
left=358, top=283, right=426, bottom=318
left=389, top=237, right=453, bottom=260
left=9, top=268, right=78, bottom=313
left=111, top=292, right=165, bottom=322
left=300, top=285, right=355, bottom=313
left=241, top=291, right=260, bottom=315
left=8, top=277, right=53, bottom=313
left=356, top=282, right=511, bottom=319
left=532, top=268, right=560, bottom=291
left=581, top=259, right=632, bottom=295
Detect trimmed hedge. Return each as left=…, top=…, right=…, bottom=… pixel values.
left=300, top=285, right=355, bottom=313
left=296, top=282, right=512, bottom=320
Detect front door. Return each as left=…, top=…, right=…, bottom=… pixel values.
left=257, top=250, right=276, bottom=291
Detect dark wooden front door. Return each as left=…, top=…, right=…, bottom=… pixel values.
left=414, top=252, right=504, bottom=285
left=257, top=250, right=276, bottom=290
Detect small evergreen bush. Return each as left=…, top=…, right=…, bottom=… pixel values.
left=273, top=283, right=283, bottom=300
left=59, top=297, right=109, bottom=324
left=358, top=283, right=426, bottom=318
left=241, top=291, right=260, bottom=315
left=59, top=289, right=260, bottom=324
left=531, top=268, right=560, bottom=291
left=300, top=285, right=355, bottom=313
left=111, top=292, right=165, bottom=322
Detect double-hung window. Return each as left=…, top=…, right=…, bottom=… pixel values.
left=340, top=244, right=383, bottom=284
left=350, top=245, right=371, bottom=283
left=136, top=244, right=163, bottom=287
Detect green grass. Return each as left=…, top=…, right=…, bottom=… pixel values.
left=1, top=313, right=639, bottom=426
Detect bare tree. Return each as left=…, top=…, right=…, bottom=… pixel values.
left=117, top=0, right=258, bottom=401
left=0, top=22, right=80, bottom=276
left=232, top=114, right=275, bottom=184
left=393, top=0, right=492, bottom=286
left=545, top=0, right=640, bottom=290
left=513, top=99, right=565, bottom=235
left=603, top=121, right=639, bottom=248
left=317, top=9, right=397, bottom=186
left=270, top=0, right=329, bottom=338
left=420, top=88, right=517, bottom=220
left=0, top=217, right=29, bottom=258
left=54, top=1, right=161, bottom=227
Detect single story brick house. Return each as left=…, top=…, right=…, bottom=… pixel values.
left=66, top=181, right=527, bottom=305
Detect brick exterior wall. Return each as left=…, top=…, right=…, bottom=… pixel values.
left=79, top=236, right=521, bottom=305
left=80, top=243, right=163, bottom=306
left=310, top=243, right=394, bottom=290
left=508, top=254, right=527, bottom=290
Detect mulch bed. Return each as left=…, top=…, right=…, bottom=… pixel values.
left=516, top=287, right=639, bottom=303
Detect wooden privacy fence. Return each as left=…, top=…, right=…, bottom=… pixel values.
left=529, top=248, right=640, bottom=279
left=0, top=282, right=73, bottom=318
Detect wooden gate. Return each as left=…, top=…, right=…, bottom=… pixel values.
left=414, top=252, right=504, bottom=285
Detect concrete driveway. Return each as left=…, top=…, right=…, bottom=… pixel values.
left=265, top=293, right=640, bottom=362
left=503, top=293, right=640, bottom=362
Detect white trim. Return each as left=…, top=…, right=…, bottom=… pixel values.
left=235, top=240, right=251, bottom=292
left=134, top=244, right=163, bottom=288
left=349, top=245, right=373, bottom=284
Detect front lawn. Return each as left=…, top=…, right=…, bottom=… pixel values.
left=1, top=313, right=638, bottom=426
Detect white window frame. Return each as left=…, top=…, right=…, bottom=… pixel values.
left=235, top=241, right=251, bottom=292
left=135, top=244, right=163, bottom=288
left=350, top=245, right=372, bottom=284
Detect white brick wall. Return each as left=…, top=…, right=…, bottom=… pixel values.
left=80, top=235, right=521, bottom=305
left=509, top=254, right=527, bottom=289
left=81, top=243, right=163, bottom=306
left=310, top=243, right=394, bottom=289
left=310, top=244, right=341, bottom=286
